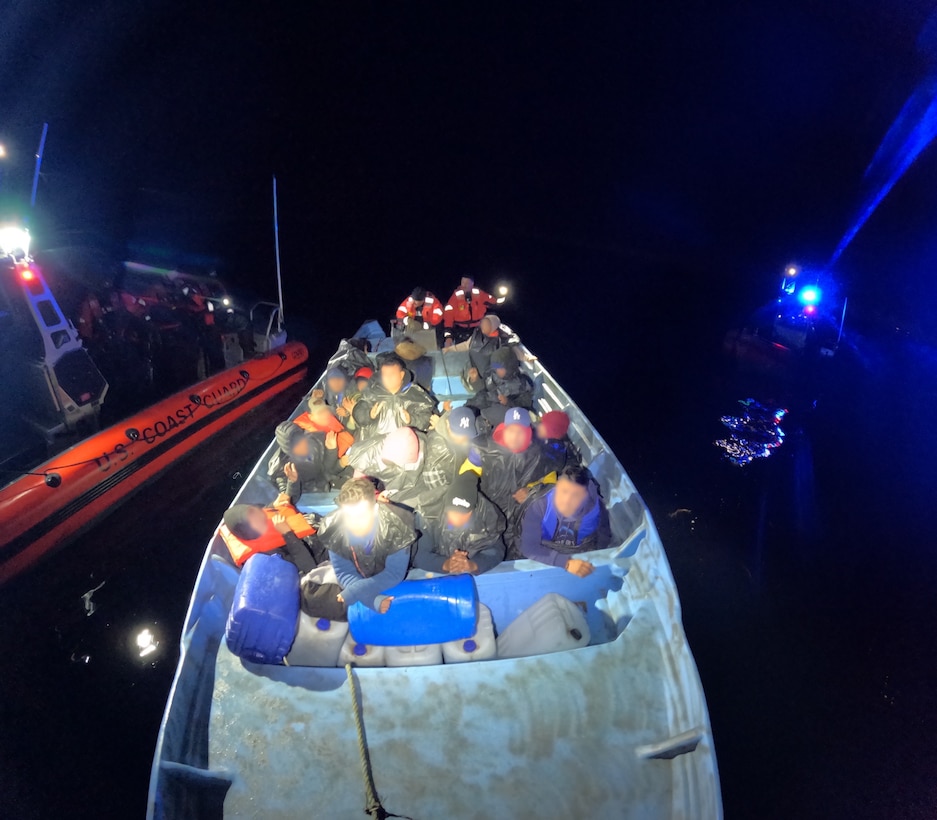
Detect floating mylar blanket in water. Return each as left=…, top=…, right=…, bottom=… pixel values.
left=714, top=398, right=787, bottom=466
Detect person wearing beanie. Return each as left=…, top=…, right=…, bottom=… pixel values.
left=516, top=465, right=612, bottom=577
left=268, top=421, right=342, bottom=503
left=344, top=426, right=447, bottom=511
left=465, top=344, right=534, bottom=419
left=472, top=406, right=557, bottom=518
left=395, top=287, right=444, bottom=329
left=536, top=409, right=583, bottom=471
left=413, top=473, right=507, bottom=575
left=315, top=477, right=417, bottom=613
left=393, top=337, right=434, bottom=393
left=355, top=352, right=437, bottom=438
left=309, top=366, right=350, bottom=409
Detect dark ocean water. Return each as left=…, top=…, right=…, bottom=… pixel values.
left=1, top=245, right=936, bottom=819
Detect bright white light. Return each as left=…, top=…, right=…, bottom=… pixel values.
left=222, top=297, right=231, bottom=306
left=498, top=285, right=508, bottom=296
left=0, top=226, right=30, bottom=258
left=785, top=266, right=798, bottom=276
left=0, top=145, right=6, bottom=159
left=135, top=627, right=159, bottom=658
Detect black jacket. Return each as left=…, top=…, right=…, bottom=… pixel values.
left=314, top=502, right=417, bottom=578
left=475, top=432, right=558, bottom=519
left=413, top=493, right=506, bottom=574
left=355, top=375, right=437, bottom=437
left=466, top=347, right=534, bottom=412
left=345, top=430, right=451, bottom=513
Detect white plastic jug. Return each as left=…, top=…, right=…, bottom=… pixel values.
left=286, top=613, right=349, bottom=667
left=384, top=643, right=444, bottom=667
left=496, top=593, right=591, bottom=659
left=338, top=633, right=386, bottom=668
left=442, top=604, right=497, bottom=663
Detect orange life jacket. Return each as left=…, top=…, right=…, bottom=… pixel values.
left=218, top=504, right=316, bottom=567
left=293, top=412, right=355, bottom=457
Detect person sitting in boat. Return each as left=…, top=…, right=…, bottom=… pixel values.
left=312, top=367, right=350, bottom=408
left=516, top=465, right=611, bottom=577
left=466, top=346, right=535, bottom=425
left=413, top=472, right=506, bottom=576
left=269, top=422, right=345, bottom=504
left=443, top=314, right=520, bottom=390
left=222, top=503, right=326, bottom=573
left=425, top=406, right=481, bottom=488
left=354, top=353, right=437, bottom=437
left=332, top=366, right=374, bottom=431
left=345, top=426, right=449, bottom=513
left=395, top=286, right=444, bottom=330
left=395, top=337, right=435, bottom=394
left=315, top=477, right=417, bottom=614
left=293, top=399, right=355, bottom=458
left=473, top=407, right=558, bottom=520
left=535, top=410, right=582, bottom=471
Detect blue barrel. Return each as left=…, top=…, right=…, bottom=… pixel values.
left=225, top=553, right=300, bottom=664
left=348, top=574, right=479, bottom=646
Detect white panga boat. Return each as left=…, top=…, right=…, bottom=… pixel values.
left=146, top=320, right=722, bottom=820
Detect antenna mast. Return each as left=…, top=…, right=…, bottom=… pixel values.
left=272, top=175, right=285, bottom=333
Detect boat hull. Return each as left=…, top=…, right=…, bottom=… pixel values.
left=0, top=341, right=308, bottom=584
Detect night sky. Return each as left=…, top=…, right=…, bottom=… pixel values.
left=2, top=2, right=937, bottom=331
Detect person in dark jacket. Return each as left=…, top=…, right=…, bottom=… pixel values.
left=313, top=367, right=350, bottom=408
left=315, top=477, right=417, bottom=613
left=443, top=314, right=517, bottom=389
left=474, top=407, right=557, bottom=520
left=355, top=353, right=437, bottom=437
left=269, top=421, right=340, bottom=502
left=413, top=473, right=506, bottom=575
left=466, top=346, right=534, bottom=420
left=345, top=426, right=450, bottom=512
left=535, top=410, right=582, bottom=471
left=517, top=465, right=612, bottom=576
left=424, top=406, right=480, bottom=483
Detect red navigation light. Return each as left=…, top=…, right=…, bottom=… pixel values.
left=20, top=268, right=35, bottom=282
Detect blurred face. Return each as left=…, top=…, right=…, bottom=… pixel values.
left=381, top=363, right=406, bottom=394
left=327, top=375, right=347, bottom=395
left=501, top=424, right=528, bottom=453
left=356, top=376, right=369, bottom=391
left=291, top=437, right=310, bottom=458
left=479, top=317, right=493, bottom=335
left=246, top=506, right=268, bottom=536
left=449, top=431, right=471, bottom=447
left=554, top=477, right=589, bottom=518
left=460, top=277, right=473, bottom=291
left=493, top=365, right=507, bottom=378
left=310, top=405, right=333, bottom=425
left=446, top=509, right=473, bottom=529
left=343, top=499, right=377, bottom=538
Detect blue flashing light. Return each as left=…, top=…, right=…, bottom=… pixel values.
left=798, top=286, right=821, bottom=306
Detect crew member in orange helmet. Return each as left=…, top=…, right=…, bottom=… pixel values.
left=395, top=287, right=444, bottom=329
left=443, top=276, right=504, bottom=343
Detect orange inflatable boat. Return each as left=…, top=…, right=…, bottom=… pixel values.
left=0, top=340, right=308, bottom=583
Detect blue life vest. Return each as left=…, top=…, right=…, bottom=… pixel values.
left=540, top=486, right=601, bottom=547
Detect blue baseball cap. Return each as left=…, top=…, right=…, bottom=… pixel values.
left=448, top=406, right=478, bottom=437
left=503, top=407, right=531, bottom=428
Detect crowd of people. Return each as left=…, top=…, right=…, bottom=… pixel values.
left=220, top=279, right=612, bottom=622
